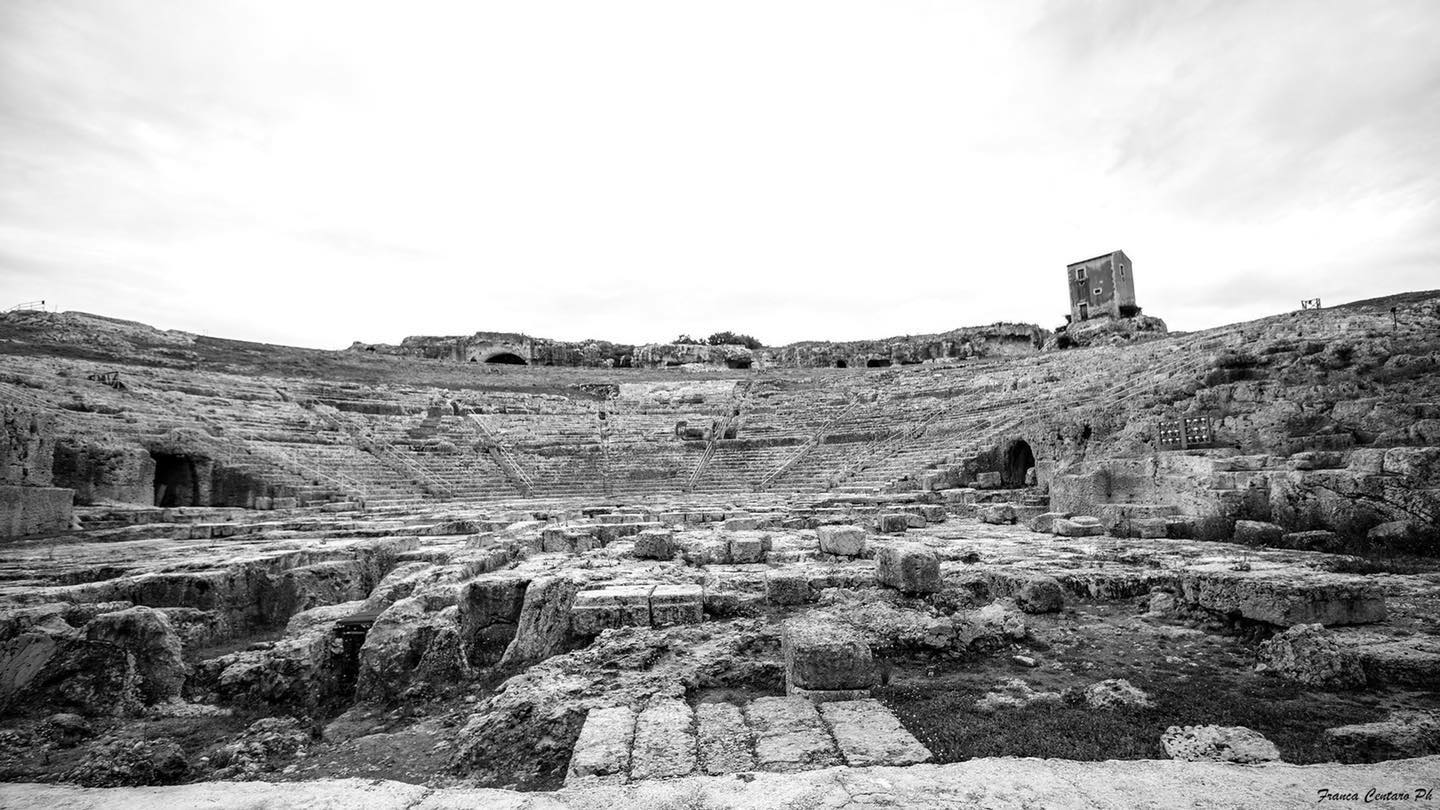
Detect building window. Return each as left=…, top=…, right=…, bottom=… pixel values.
left=1076, top=267, right=1087, bottom=281
left=1093, top=288, right=1102, bottom=296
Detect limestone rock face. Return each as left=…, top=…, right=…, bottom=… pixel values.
left=783, top=619, right=875, bottom=692
left=1014, top=576, right=1065, bottom=614
left=355, top=597, right=466, bottom=702
left=1257, top=623, right=1367, bottom=688
left=84, top=606, right=186, bottom=704
left=1324, top=711, right=1440, bottom=762
left=458, top=574, right=528, bottom=667
left=0, top=628, right=141, bottom=716
left=1161, top=725, right=1281, bottom=764
left=498, top=576, right=580, bottom=669
left=203, top=627, right=339, bottom=715
left=875, top=543, right=941, bottom=594
left=817, top=525, right=867, bottom=557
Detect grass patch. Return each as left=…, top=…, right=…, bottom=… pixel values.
left=878, top=669, right=1387, bottom=764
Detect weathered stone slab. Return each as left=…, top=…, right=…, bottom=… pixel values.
left=744, top=696, right=841, bottom=773
left=649, top=584, right=703, bottom=627
left=1054, top=516, right=1105, bottom=537
left=630, top=698, right=696, bottom=780
left=978, top=504, right=1017, bottom=525
left=565, top=706, right=636, bottom=784
left=974, top=472, right=1003, bottom=489
left=783, top=618, right=875, bottom=692
left=570, top=585, right=654, bottom=635
left=817, top=525, right=866, bottom=557
left=819, top=699, right=931, bottom=767
left=696, top=701, right=755, bottom=775
left=1179, top=571, right=1386, bottom=627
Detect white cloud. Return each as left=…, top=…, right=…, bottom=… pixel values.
left=1, top=0, right=1436, bottom=348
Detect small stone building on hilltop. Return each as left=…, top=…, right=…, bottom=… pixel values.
left=1067, top=250, right=1137, bottom=322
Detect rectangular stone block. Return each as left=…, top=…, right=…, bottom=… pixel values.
left=697, top=702, right=756, bottom=775
left=634, top=528, right=676, bottom=560
left=729, top=534, right=766, bottom=564
left=650, top=584, right=703, bottom=626
left=629, top=698, right=696, bottom=780
left=876, top=513, right=910, bottom=533
left=541, top=528, right=575, bottom=553
left=874, top=543, right=941, bottom=594
left=565, top=706, right=636, bottom=784
left=817, top=525, right=866, bottom=556
left=765, top=570, right=812, bottom=605
left=1131, top=517, right=1170, bottom=539
left=783, top=618, right=875, bottom=691
left=0, top=485, right=73, bottom=538
left=744, top=696, right=841, bottom=773
left=819, top=699, right=931, bottom=767
left=570, top=585, right=654, bottom=635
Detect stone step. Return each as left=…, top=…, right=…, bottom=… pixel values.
left=565, top=697, right=930, bottom=786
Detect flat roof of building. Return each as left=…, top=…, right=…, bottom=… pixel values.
left=1066, top=250, right=1124, bottom=267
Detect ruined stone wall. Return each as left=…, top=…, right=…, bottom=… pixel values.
left=1, top=405, right=55, bottom=487
left=350, top=323, right=1046, bottom=369
left=0, top=405, right=72, bottom=537
left=53, top=442, right=155, bottom=505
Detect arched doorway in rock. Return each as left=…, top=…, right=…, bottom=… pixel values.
left=1001, top=439, right=1036, bottom=487
left=152, top=453, right=200, bottom=507
left=484, top=352, right=527, bottom=365
left=866, top=358, right=891, bottom=368
left=834, top=360, right=848, bottom=368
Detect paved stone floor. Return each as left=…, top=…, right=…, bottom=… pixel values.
left=5, top=755, right=1438, bottom=809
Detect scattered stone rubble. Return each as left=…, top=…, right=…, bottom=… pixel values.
left=0, top=291, right=1438, bottom=800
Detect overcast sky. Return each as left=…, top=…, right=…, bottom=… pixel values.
left=2, top=1, right=1437, bottom=349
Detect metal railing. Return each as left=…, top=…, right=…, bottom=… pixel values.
left=466, top=413, right=534, bottom=495
left=682, top=380, right=753, bottom=492
left=755, top=397, right=861, bottom=490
